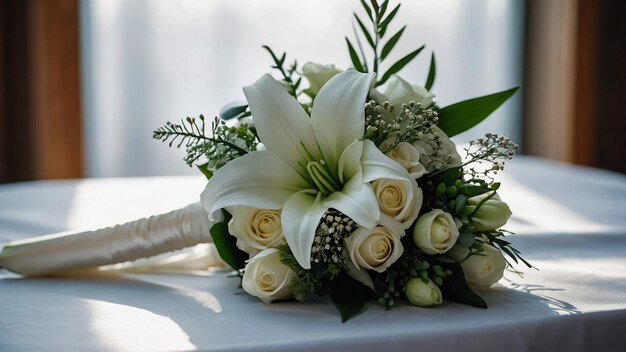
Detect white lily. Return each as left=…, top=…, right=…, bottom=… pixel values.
left=201, top=71, right=412, bottom=269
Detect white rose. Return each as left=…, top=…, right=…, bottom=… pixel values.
left=384, top=75, right=435, bottom=108
left=379, top=139, right=427, bottom=179
left=447, top=243, right=506, bottom=288
left=242, top=248, right=295, bottom=303
left=371, top=178, right=422, bottom=229
left=405, top=278, right=442, bottom=307
left=413, top=209, right=459, bottom=255
left=301, top=62, right=342, bottom=94
left=228, top=206, right=284, bottom=255
left=413, top=126, right=463, bottom=172
left=467, top=193, right=512, bottom=231
left=345, top=216, right=404, bottom=273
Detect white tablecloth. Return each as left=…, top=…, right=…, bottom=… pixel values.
left=1, top=156, right=625, bottom=351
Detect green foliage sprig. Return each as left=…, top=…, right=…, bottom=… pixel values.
left=262, top=45, right=302, bottom=97
left=153, top=115, right=257, bottom=178
left=371, top=240, right=452, bottom=309
left=347, top=0, right=430, bottom=87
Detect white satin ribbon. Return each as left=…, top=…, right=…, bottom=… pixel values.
left=0, top=202, right=214, bottom=277
left=100, top=243, right=226, bottom=273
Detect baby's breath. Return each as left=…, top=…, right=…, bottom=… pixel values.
left=464, top=133, right=518, bottom=181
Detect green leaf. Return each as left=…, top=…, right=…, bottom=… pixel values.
left=359, top=0, right=373, bottom=21
left=351, top=23, right=369, bottom=72
left=197, top=163, right=213, bottom=180
left=369, top=0, right=380, bottom=14
left=425, top=52, right=436, bottom=91
left=377, top=45, right=425, bottom=86
left=455, top=194, right=467, bottom=215
left=261, top=45, right=279, bottom=63
left=219, top=101, right=248, bottom=120
left=380, top=25, right=405, bottom=61
left=354, top=14, right=375, bottom=48
left=437, top=86, right=520, bottom=137
left=458, top=232, right=475, bottom=248
left=377, top=0, right=389, bottom=22
left=437, top=261, right=487, bottom=309
left=210, top=210, right=248, bottom=270
left=328, top=273, right=369, bottom=322
left=379, top=3, right=400, bottom=37
left=346, top=37, right=365, bottom=72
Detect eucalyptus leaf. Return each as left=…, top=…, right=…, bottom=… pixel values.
left=380, top=25, right=406, bottom=61
left=425, top=52, right=436, bottom=91
left=378, top=0, right=390, bottom=24
left=379, top=3, right=400, bottom=37
left=346, top=37, right=365, bottom=72
left=377, top=45, right=425, bottom=86
left=210, top=210, right=248, bottom=270
left=437, top=86, right=520, bottom=137
left=329, top=273, right=369, bottom=322
left=219, top=101, right=248, bottom=120
left=437, top=261, right=487, bottom=309
left=354, top=13, right=375, bottom=48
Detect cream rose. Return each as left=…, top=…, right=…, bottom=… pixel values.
left=467, top=193, right=512, bottom=231
left=301, top=62, right=342, bottom=94
left=405, top=278, right=442, bottom=307
left=384, top=75, right=435, bottom=108
left=371, top=177, right=422, bottom=229
left=447, top=243, right=506, bottom=288
left=413, top=126, right=463, bottom=172
left=345, top=216, right=404, bottom=273
left=241, top=248, right=295, bottom=303
left=228, top=206, right=284, bottom=255
left=413, top=209, right=459, bottom=255
left=379, top=139, right=427, bottom=179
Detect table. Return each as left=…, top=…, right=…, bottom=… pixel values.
left=1, top=156, right=625, bottom=351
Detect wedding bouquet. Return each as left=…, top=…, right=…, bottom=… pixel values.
left=153, top=0, right=530, bottom=320
left=0, top=0, right=530, bottom=322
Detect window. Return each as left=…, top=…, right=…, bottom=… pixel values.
left=80, top=0, right=523, bottom=177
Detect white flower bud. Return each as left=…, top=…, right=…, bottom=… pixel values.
left=467, top=193, right=512, bottom=231
left=405, top=278, right=442, bottom=307
left=384, top=75, right=435, bottom=108
left=412, top=126, right=463, bottom=172
left=413, top=209, right=459, bottom=255
left=447, top=243, right=506, bottom=288
left=301, top=62, right=342, bottom=94
left=242, top=249, right=295, bottom=303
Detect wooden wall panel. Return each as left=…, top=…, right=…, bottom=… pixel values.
left=0, top=0, right=82, bottom=183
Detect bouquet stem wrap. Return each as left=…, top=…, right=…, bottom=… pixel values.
left=0, top=202, right=213, bottom=277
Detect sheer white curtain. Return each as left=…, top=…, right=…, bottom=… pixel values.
left=80, top=0, right=523, bottom=177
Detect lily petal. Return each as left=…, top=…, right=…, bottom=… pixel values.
left=243, top=74, right=319, bottom=169
left=311, top=71, right=374, bottom=168
left=361, top=140, right=411, bottom=183
left=282, top=191, right=327, bottom=269
left=324, top=171, right=379, bottom=229
left=200, top=151, right=307, bottom=220
left=337, top=139, right=363, bottom=184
